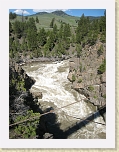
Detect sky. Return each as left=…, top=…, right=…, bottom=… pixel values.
left=9, top=9, right=105, bottom=17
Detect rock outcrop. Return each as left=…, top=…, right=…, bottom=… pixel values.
left=9, top=60, right=40, bottom=124
left=31, top=91, right=43, bottom=99
left=67, top=41, right=106, bottom=111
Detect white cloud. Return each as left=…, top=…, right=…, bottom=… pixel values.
left=14, top=9, right=30, bottom=15
left=33, top=9, right=68, bottom=13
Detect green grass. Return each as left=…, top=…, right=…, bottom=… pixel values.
left=10, top=13, right=80, bottom=31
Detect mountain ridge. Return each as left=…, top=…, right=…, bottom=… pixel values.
left=51, top=10, right=70, bottom=16
left=17, top=10, right=102, bottom=19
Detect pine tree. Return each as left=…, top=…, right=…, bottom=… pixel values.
left=9, top=37, right=14, bottom=50
left=44, top=44, right=50, bottom=57
left=14, top=38, right=21, bottom=52
left=36, top=16, right=39, bottom=23
left=76, top=26, right=81, bottom=44
left=9, top=21, right=13, bottom=35
left=27, top=17, right=37, bottom=33
left=63, top=23, right=71, bottom=38
left=53, top=24, right=58, bottom=42
left=50, top=18, right=55, bottom=28
left=9, top=12, right=17, bottom=20
left=76, top=14, right=90, bottom=44
left=37, top=28, right=47, bottom=46
left=25, top=16, right=28, bottom=20
left=46, top=31, right=55, bottom=51
left=27, top=27, right=37, bottom=50
left=57, top=42, right=66, bottom=55
left=99, top=11, right=106, bottom=42
left=58, top=23, right=63, bottom=39
left=99, top=16, right=106, bottom=33
left=26, top=18, right=37, bottom=50
left=13, top=20, right=22, bottom=38
left=21, top=38, right=27, bottom=52
left=53, top=24, right=57, bottom=34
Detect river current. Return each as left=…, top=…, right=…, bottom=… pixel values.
left=22, top=60, right=106, bottom=139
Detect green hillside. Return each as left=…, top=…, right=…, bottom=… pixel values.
left=10, top=11, right=101, bottom=31
left=9, top=10, right=105, bottom=61
left=11, top=11, right=80, bottom=31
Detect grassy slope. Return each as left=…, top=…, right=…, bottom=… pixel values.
left=12, top=13, right=80, bottom=31
left=31, top=13, right=80, bottom=28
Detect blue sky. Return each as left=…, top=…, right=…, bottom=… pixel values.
left=9, top=9, right=105, bottom=17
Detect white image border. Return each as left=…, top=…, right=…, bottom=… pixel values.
left=0, top=0, right=115, bottom=149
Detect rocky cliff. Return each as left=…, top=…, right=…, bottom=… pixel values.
left=67, top=41, right=106, bottom=110
left=9, top=60, right=42, bottom=124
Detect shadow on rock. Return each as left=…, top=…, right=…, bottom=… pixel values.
left=36, top=107, right=67, bottom=139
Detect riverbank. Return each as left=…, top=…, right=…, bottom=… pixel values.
left=17, top=55, right=106, bottom=122
left=9, top=56, right=106, bottom=138
left=16, top=56, right=71, bottom=66
left=67, top=42, right=106, bottom=122
left=22, top=59, right=106, bottom=139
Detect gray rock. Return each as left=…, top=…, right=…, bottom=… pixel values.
left=67, top=41, right=106, bottom=107
left=43, top=133, right=53, bottom=139
left=31, top=91, right=43, bottom=99
left=100, top=73, right=106, bottom=83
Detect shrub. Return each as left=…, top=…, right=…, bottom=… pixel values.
left=17, top=79, right=26, bottom=91
left=79, top=63, right=82, bottom=72
left=83, top=67, right=86, bottom=71
left=93, top=95, right=97, bottom=99
left=97, top=45, right=103, bottom=57
left=72, top=74, right=76, bottom=82
left=78, top=79, right=82, bottom=83
left=98, top=59, right=106, bottom=74
left=88, top=85, right=94, bottom=92
left=14, top=110, right=40, bottom=139
left=102, top=94, right=106, bottom=99
left=100, top=35, right=106, bottom=43
left=30, top=54, right=33, bottom=59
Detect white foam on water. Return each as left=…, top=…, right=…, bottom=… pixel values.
left=23, top=60, right=106, bottom=138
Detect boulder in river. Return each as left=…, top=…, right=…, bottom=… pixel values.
left=31, top=91, right=43, bottom=99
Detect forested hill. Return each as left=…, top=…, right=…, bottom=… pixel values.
left=10, top=11, right=80, bottom=28
left=9, top=11, right=106, bottom=63
left=9, top=11, right=101, bottom=29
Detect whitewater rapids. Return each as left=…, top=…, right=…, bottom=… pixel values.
left=22, top=60, right=106, bottom=139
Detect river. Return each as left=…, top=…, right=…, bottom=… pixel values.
left=22, top=60, right=106, bottom=139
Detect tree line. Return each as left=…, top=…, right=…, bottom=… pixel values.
left=9, top=11, right=106, bottom=61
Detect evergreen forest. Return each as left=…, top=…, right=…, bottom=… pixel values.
left=9, top=11, right=106, bottom=62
